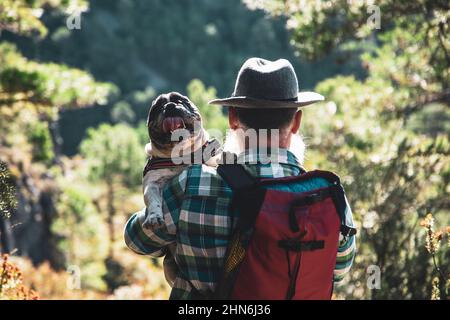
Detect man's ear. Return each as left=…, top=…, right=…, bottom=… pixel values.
left=228, top=107, right=239, bottom=130
left=291, top=110, right=302, bottom=133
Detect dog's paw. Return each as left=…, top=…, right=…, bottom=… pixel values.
left=143, top=212, right=164, bottom=230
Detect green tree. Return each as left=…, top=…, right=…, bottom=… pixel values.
left=0, top=161, right=16, bottom=219
left=0, top=0, right=115, bottom=267
left=53, top=185, right=109, bottom=291
left=111, top=101, right=136, bottom=125
left=0, top=161, right=17, bottom=254
left=0, top=0, right=115, bottom=162
left=187, top=79, right=228, bottom=136
left=247, top=0, right=450, bottom=299
left=12, top=0, right=341, bottom=96
left=80, top=123, right=143, bottom=257
left=6, top=0, right=365, bottom=155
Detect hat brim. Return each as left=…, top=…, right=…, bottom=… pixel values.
left=208, top=91, right=324, bottom=108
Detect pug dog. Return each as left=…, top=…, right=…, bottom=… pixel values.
left=143, top=92, right=220, bottom=286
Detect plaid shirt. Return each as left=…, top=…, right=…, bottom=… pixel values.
left=124, top=148, right=356, bottom=299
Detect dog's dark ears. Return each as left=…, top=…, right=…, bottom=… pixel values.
left=169, top=92, right=191, bottom=105
left=147, top=94, right=168, bottom=126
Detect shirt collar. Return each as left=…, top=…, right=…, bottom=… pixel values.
left=236, top=147, right=301, bottom=166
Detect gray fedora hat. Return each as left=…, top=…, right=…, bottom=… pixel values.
left=209, top=57, right=324, bottom=108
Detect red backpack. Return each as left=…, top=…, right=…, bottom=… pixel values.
left=215, top=164, right=356, bottom=300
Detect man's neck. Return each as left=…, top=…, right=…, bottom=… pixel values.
left=223, top=129, right=305, bottom=165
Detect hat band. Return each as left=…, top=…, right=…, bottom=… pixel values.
left=273, top=97, right=298, bottom=102
left=231, top=95, right=298, bottom=102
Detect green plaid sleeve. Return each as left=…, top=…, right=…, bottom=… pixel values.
left=334, top=195, right=356, bottom=283
left=123, top=170, right=188, bottom=257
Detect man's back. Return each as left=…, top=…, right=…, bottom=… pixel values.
left=124, top=148, right=356, bottom=299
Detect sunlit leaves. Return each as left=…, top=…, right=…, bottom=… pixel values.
left=80, top=124, right=144, bottom=188
left=0, top=43, right=115, bottom=111
left=0, top=254, right=39, bottom=300
left=0, top=0, right=88, bottom=38
left=53, top=185, right=109, bottom=290
left=187, top=79, right=228, bottom=136
left=0, top=161, right=17, bottom=219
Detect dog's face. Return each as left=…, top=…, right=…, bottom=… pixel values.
left=147, top=92, right=202, bottom=153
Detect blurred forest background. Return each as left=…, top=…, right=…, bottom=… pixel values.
left=0, top=0, right=448, bottom=300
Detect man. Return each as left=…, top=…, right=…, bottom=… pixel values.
left=124, top=58, right=356, bottom=299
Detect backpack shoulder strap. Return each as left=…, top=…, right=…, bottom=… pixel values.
left=217, top=164, right=266, bottom=230
left=217, top=164, right=256, bottom=190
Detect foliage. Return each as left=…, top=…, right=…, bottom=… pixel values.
left=79, top=123, right=143, bottom=276
left=135, top=121, right=150, bottom=149
left=0, top=254, right=39, bottom=300
left=251, top=0, right=450, bottom=299
left=245, top=0, right=449, bottom=63
left=0, top=161, right=17, bottom=219
left=8, top=253, right=169, bottom=299
left=5, top=0, right=365, bottom=103
left=420, top=213, right=450, bottom=300
left=111, top=101, right=136, bottom=125
left=18, top=0, right=304, bottom=96
left=0, top=0, right=86, bottom=38
left=0, top=0, right=135, bottom=299
left=0, top=42, right=114, bottom=115
left=27, top=121, right=55, bottom=164
left=80, top=123, right=143, bottom=188
left=0, top=0, right=115, bottom=165
left=6, top=0, right=365, bottom=156
left=53, top=184, right=109, bottom=291
left=187, top=79, right=228, bottom=137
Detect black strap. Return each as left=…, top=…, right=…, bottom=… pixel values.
left=217, top=164, right=266, bottom=230
left=278, top=239, right=325, bottom=252
left=329, top=185, right=357, bottom=237
left=286, top=252, right=301, bottom=300
left=143, top=139, right=221, bottom=177
left=217, top=164, right=256, bottom=190
left=214, top=164, right=266, bottom=299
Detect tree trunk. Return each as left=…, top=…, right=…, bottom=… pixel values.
left=0, top=216, right=14, bottom=254
left=48, top=119, right=64, bottom=169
